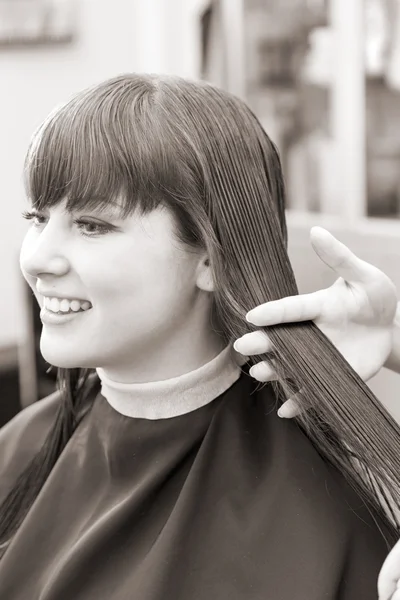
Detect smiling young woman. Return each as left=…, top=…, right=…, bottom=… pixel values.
left=0, top=74, right=399, bottom=599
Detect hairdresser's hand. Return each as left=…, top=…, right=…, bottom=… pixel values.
left=234, top=227, right=398, bottom=417
left=378, top=537, right=400, bottom=600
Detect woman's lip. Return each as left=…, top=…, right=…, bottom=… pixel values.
left=40, top=307, right=92, bottom=325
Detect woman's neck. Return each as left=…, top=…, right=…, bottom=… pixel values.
left=96, top=330, right=227, bottom=384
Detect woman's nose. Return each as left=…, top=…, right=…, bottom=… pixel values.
left=20, top=228, right=70, bottom=279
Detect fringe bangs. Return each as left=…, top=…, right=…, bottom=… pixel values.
left=22, top=76, right=187, bottom=218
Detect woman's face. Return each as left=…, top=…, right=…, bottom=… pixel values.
left=20, top=199, right=218, bottom=382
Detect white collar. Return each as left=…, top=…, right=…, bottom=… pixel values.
left=96, top=345, right=244, bottom=420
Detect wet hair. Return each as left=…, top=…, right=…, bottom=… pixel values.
left=1, top=73, right=400, bottom=554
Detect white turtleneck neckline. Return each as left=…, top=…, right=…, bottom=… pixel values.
left=96, top=345, right=245, bottom=420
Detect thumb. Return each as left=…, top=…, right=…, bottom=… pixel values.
left=310, top=227, right=374, bottom=285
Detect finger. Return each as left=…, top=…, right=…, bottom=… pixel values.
left=277, top=390, right=306, bottom=418
left=388, top=589, right=400, bottom=600
left=310, top=227, right=379, bottom=285
left=249, top=361, right=277, bottom=382
left=246, top=289, right=327, bottom=327
left=234, top=331, right=273, bottom=356
left=378, top=538, right=400, bottom=600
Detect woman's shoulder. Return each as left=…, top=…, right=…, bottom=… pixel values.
left=228, top=375, right=393, bottom=544
left=0, top=388, right=61, bottom=439
left=0, top=389, right=62, bottom=486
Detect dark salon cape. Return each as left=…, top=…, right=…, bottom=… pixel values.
left=0, top=373, right=391, bottom=599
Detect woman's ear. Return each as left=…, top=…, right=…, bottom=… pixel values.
left=196, top=256, right=214, bottom=292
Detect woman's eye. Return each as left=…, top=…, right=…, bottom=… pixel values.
left=21, top=211, right=113, bottom=238
left=21, top=210, right=47, bottom=226
left=73, top=219, right=113, bottom=237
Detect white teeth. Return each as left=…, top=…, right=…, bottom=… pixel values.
left=44, top=297, right=92, bottom=313
left=69, top=300, right=82, bottom=312
left=59, top=299, right=71, bottom=313
left=49, top=298, right=60, bottom=313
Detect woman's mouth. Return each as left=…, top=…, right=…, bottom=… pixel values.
left=43, top=296, right=92, bottom=314
left=40, top=297, right=93, bottom=324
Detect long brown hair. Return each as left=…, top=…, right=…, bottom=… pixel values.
left=1, top=74, right=400, bottom=554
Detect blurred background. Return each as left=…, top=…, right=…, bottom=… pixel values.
left=1, top=0, right=400, bottom=426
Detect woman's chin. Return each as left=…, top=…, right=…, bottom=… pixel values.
left=41, top=355, right=81, bottom=370
left=40, top=343, right=90, bottom=370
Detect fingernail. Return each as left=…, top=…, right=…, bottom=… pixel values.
left=246, top=312, right=255, bottom=324
left=233, top=340, right=240, bottom=351
left=278, top=405, right=290, bottom=418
